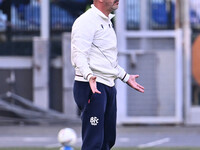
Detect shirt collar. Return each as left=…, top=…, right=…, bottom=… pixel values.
left=91, top=4, right=115, bottom=20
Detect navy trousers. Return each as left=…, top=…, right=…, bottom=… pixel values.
left=73, top=81, right=117, bottom=150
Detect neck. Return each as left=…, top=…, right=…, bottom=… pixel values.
left=93, top=3, right=110, bottom=17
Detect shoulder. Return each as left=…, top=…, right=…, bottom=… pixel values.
left=72, top=8, right=98, bottom=28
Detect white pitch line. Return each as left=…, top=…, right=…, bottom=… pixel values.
left=23, top=137, right=53, bottom=142
left=137, top=137, right=170, bottom=149
left=45, top=143, right=61, bottom=148
left=0, top=136, right=53, bottom=142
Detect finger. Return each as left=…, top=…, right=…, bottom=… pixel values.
left=95, top=89, right=101, bottom=94
left=92, top=89, right=101, bottom=94
left=136, top=87, right=144, bottom=93
left=91, top=87, right=101, bottom=94
left=134, top=84, right=144, bottom=93
left=137, top=84, right=144, bottom=89
left=139, top=88, right=144, bottom=92
left=91, top=88, right=96, bottom=94
left=134, top=75, right=139, bottom=78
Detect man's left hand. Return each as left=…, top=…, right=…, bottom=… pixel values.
left=127, top=75, right=144, bottom=93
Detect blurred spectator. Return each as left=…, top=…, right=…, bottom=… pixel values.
left=0, top=9, right=6, bottom=30
left=126, top=0, right=140, bottom=29
left=151, top=0, right=175, bottom=26
left=0, top=0, right=30, bottom=29
left=24, top=0, right=40, bottom=28
left=0, top=0, right=93, bottom=31
left=0, top=0, right=30, bottom=19
left=190, top=0, right=200, bottom=26
left=52, top=0, right=92, bottom=16
left=126, top=0, right=175, bottom=30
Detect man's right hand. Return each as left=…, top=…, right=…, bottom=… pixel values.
left=89, top=76, right=101, bottom=94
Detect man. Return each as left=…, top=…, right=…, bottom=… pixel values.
left=71, top=0, right=144, bottom=149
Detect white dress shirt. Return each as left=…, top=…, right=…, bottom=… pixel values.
left=71, top=4, right=130, bottom=87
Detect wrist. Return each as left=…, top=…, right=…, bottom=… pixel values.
left=122, top=73, right=130, bottom=83
left=87, top=73, right=93, bottom=81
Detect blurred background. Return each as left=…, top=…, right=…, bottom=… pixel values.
left=0, top=0, right=199, bottom=126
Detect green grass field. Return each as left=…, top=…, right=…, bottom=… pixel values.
left=0, top=148, right=199, bottom=150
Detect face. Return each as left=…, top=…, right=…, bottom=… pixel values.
left=103, top=0, right=119, bottom=13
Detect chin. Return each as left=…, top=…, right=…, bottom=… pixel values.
left=112, top=6, right=118, bottom=11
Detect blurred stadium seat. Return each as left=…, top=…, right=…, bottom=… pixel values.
left=190, top=0, right=200, bottom=29
left=151, top=0, right=175, bottom=26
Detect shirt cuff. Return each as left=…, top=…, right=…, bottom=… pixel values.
left=86, top=73, right=93, bottom=81
left=122, top=73, right=130, bottom=83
